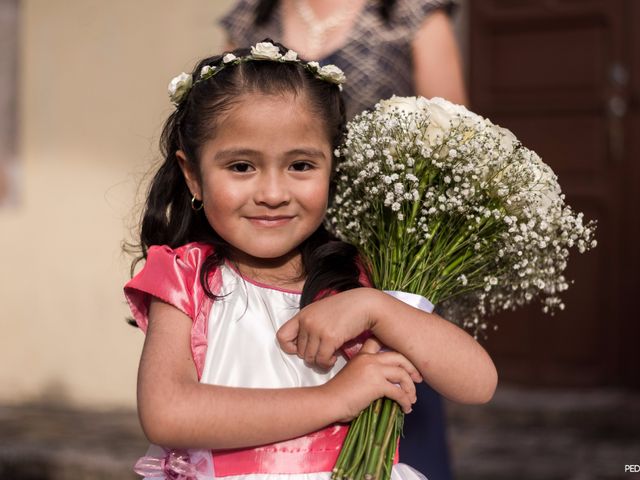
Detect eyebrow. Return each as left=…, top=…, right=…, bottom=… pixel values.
left=214, top=148, right=326, bottom=161
left=214, top=149, right=259, bottom=161
left=285, top=148, right=327, bottom=159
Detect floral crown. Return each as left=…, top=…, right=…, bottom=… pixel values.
left=167, top=41, right=346, bottom=107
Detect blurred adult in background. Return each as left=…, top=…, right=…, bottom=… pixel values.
left=220, top=1, right=466, bottom=478
left=220, top=0, right=466, bottom=119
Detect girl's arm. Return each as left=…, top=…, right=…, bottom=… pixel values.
left=367, top=290, right=497, bottom=404
left=277, top=288, right=497, bottom=405
left=138, top=298, right=420, bottom=449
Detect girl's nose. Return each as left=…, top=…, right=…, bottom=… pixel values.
left=254, top=171, right=291, bottom=207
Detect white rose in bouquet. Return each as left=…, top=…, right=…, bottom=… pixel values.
left=378, top=96, right=451, bottom=145
left=496, top=124, right=518, bottom=154
left=430, top=97, right=485, bottom=128
left=378, top=95, right=424, bottom=115
left=422, top=100, right=453, bottom=144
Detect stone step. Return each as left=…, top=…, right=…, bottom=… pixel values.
left=1, top=385, right=639, bottom=480
left=444, top=386, right=640, bottom=480
left=0, top=405, right=142, bottom=480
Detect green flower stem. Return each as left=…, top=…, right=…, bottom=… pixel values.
left=364, top=399, right=393, bottom=477
left=442, top=249, right=473, bottom=277
left=373, top=403, right=399, bottom=480
left=406, top=171, right=434, bottom=231
left=332, top=412, right=361, bottom=479
left=383, top=410, right=401, bottom=477
left=344, top=415, right=366, bottom=477
left=443, top=231, right=469, bottom=259
left=344, top=408, right=371, bottom=478
left=363, top=399, right=383, bottom=470
left=354, top=455, right=367, bottom=480
left=397, top=220, right=442, bottom=286
left=334, top=398, right=384, bottom=480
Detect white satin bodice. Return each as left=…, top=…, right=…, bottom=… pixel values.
left=200, top=263, right=347, bottom=388
left=190, top=264, right=426, bottom=480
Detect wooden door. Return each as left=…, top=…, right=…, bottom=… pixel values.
left=468, top=0, right=638, bottom=387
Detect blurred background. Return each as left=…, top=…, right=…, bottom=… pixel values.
left=0, top=0, right=638, bottom=479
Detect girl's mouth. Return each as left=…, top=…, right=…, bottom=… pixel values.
left=245, top=216, right=295, bottom=227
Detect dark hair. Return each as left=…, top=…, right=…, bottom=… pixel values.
left=130, top=40, right=367, bottom=322
left=254, top=0, right=398, bottom=26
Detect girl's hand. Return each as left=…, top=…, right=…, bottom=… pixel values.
left=277, top=288, right=381, bottom=369
left=321, top=338, right=423, bottom=422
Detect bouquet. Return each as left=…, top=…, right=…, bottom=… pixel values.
left=328, top=96, right=597, bottom=480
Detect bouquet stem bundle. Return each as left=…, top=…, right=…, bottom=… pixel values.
left=332, top=399, right=401, bottom=480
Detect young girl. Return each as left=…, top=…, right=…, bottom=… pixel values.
left=125, top=40, right=497, bottom=480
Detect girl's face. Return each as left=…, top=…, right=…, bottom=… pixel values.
left=179, top=92, right=333, bottom=267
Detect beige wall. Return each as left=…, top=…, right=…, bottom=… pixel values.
left=0, top=0, right=469, bottom=410
left=0, top=0, right=234, bottom=409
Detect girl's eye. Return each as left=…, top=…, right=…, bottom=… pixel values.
left=290, top=162, right=313, bottom=172
left=229, top=162, right=253, bottom=173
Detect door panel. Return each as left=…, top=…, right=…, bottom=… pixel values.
left=469, top=0, right=635, bottom=387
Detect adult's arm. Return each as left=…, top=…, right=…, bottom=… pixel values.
left=412, top=9, right=468, bottom=105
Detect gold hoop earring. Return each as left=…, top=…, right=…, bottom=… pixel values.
left=191, top=195, right=203, bottom=211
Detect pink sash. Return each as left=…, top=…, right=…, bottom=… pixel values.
left=213, top=424, right=399, bottom=476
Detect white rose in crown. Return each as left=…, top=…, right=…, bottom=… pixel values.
left=306, top=61, right=320, bottom=72
left=168, top=72, right=193, bottom=105
left=318, top=65, right=346, bottom=84
left=282, top=49, right=298, bottom=61
left=250, top=42, right=282, bottom=60
left=223, top=53, right=237, bottom=64
left=200, top=65, right=215, bottom=78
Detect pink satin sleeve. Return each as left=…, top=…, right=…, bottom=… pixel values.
left=124, top=243, right=220, bottom=379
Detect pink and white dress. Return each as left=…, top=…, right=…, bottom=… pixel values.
left=125, top=243, right=428, bottom=480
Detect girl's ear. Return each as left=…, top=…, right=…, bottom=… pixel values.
left=176, top=150, right=202, bottom=200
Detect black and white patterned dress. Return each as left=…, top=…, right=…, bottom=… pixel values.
left=219, top=0, right=456, bottom=120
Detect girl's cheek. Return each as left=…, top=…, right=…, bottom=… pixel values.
left=305, top=182, right=330, bottom=207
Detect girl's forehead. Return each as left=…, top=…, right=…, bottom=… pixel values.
left=228, top=91, right=309, bottom=115
left=214, top=94, right=330, bottom=143
left=201, top=92, right=333, bottom=157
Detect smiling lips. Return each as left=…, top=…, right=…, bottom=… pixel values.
left=245, top=215, right=295, bottom=227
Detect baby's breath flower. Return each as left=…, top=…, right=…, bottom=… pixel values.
left=326, top=95, right=597, bottom=338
